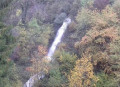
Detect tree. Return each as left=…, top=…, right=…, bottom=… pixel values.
left=54, top=50, right=77, bottom=75
left=112, top=0, right=120, bottom=18
left=68, top=56, right=97, bottom=87
left=47, top=66, right=62, bottom=87
left=73, top=2, right=120, bottom=87
left=0, top=22, right=22, bottom=87
left=17, top=18, right=52, bottom=62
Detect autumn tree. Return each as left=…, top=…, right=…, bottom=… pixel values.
left=73, top=1, right=120, bottom=86
left=68, top=56, right=97, bottom=87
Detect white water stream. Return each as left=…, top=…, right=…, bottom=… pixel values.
left=24, top=18, right=71, bottom=87
left=47, top=18, right=71, bottom=60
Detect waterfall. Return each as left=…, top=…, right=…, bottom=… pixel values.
left=24, top=18, right=71, bottom=87
left=47, top=18, right=71, bottom=60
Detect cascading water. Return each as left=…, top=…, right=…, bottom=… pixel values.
left=47, top=18, right=71, bottom=60
left=24, top=18, right=71, bottom=87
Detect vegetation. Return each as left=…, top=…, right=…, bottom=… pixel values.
left=68, top=56, right=97, bottom=87
left=0, top=0, right=120, bottom=87
left=0, top=23, right=22, bottom=87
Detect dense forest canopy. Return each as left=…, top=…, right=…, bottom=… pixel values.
left=0, top=0, right=120, bottom=87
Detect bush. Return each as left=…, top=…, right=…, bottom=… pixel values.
left=54, top=50, right=77, bottom=75
left=48, top=67, right=62, bottom=87
left=76, top=8, right=93, bottom=30
left=68, top=21, right=77, bottom=32
left=96, top=72, right=115, bottom=87
left=112, top=0, right=120, bottom=18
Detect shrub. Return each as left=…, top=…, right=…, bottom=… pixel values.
left=54, top=50, right=77, bottom=75
left=68, top=21, right=77, bottom=32
left=76, top=8, right=93, bottom=31
left=112, top=0, right=120, bottom=18
left=48, top=67, right=62, bottom=87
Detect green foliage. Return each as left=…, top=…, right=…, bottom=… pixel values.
left=33, top=61, right=62, bottom=87
left=0, top=23, right=15, bottom=65
left=76, top=8, right=93, bottom=30
left=19, top=0, right=120, bottom=87
left=0, top=0, right=13, bottom=21
left=54, top=50, right=77, bottom=75
left=0, top=23, right=22, bottom=87
left=110, top=40, right=120, bottom=61
left=1, top=0, right=120, bottom=87
left=28, top=18, right=40, bottom=28
left=96, top=72, right=115, bottom=87
left=73, top=0, right=94, bottom=9
left=73, top=2, right=120, bottom=87
left=112, top=0, right=120, bottom=18
left=0, top=64, right=22, bottom=87
left=15, top=18, right=53, bottom=83
left=75, top=6, right=118, bottom=38
left=80, top=0, right=94, bottom=7
left=109, top=38, right=120, bottom=87
left=18, top=18, right=52, bottom=59
left=27, top=18, right=52, bottom=46
left=33, top=50, right=77, bottom=87
left=48, top=67, right=62, bottom=87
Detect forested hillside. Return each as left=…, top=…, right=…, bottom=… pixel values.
left=0, top=0, right=120, bottom=87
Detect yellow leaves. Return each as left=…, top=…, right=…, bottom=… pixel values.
left=30, top=57, right=50, bottom=76
left=94, top=37, right=105, bottom=44
left=102, top=6, right=118, bottom=22
left=76, top=8, right=118, bottom=47
left=113, top=0, right=120, bottom=18
left=29, top=45, right=49, bottom=75
left=16, top=9, right=22, bottom=17
left=69, top=56, right=98, bottom=87
left=74, top=41, right=80, bottom=49
left=74, top=14, right=119, bottom=75
left=80, top=27, right=118, bottom=46
left=72, top=2, right=120, bottom=87
left=76, top=5, right=119, bottom=32
left=91, top=6, right=118, bottom=29
left=80, top=35, right=92, bottom=45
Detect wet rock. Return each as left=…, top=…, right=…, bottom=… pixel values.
left=54, top=12, right=67, bottom=24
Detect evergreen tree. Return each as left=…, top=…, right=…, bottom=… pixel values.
left=0, top=22, right=22, bottom=87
